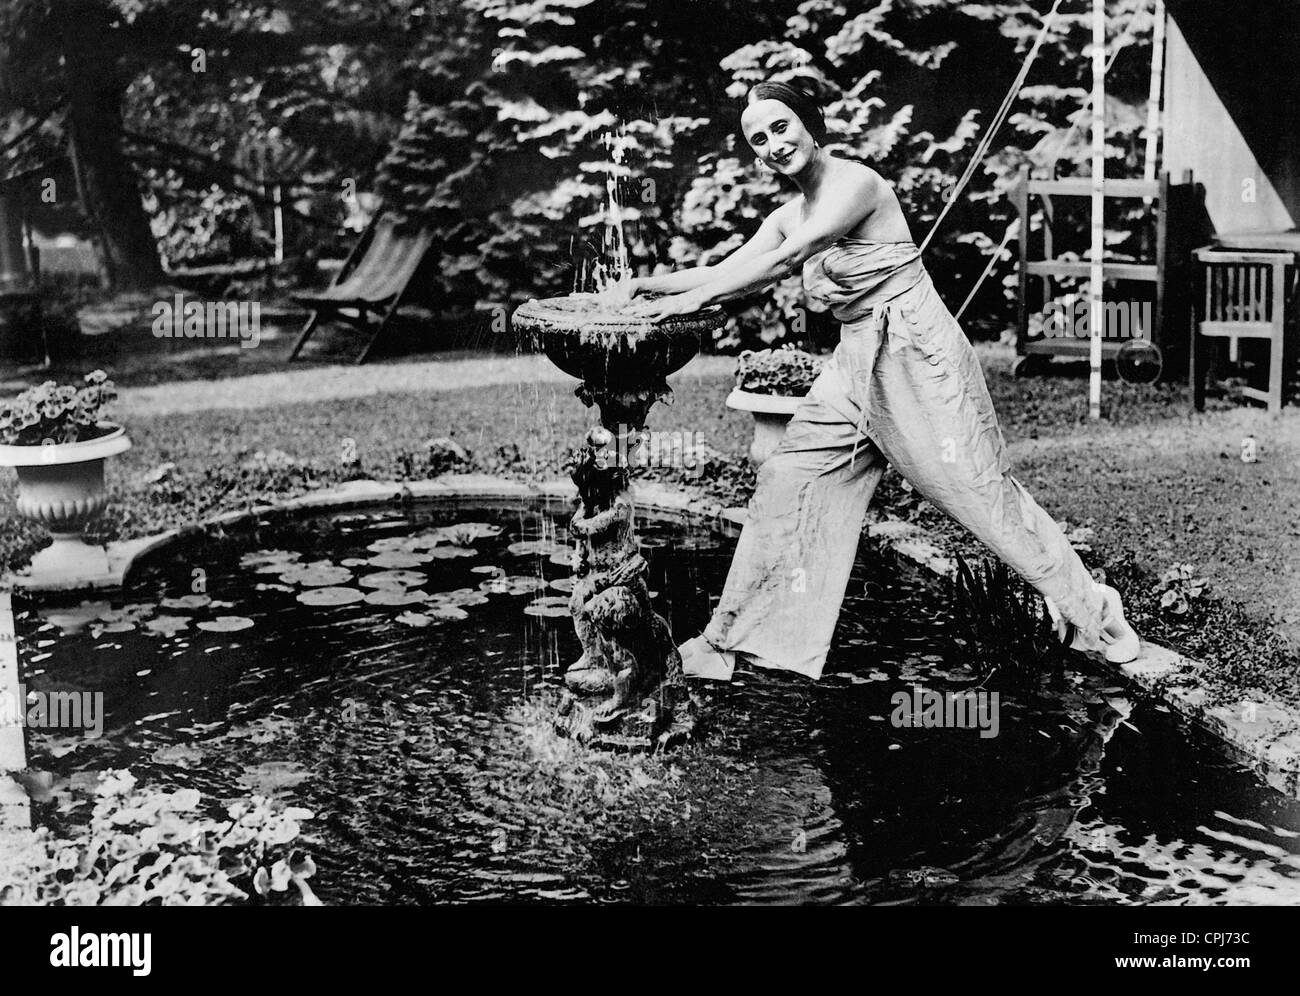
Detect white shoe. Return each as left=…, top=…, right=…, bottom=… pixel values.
left=678, top=635, right=736, bottom=681
left=1096, top=583, right=1141, bottom=664
left=1044, top=587, right=1141, bottom=664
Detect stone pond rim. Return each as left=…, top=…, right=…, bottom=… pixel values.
left=512, top=293, right=727, bottom=385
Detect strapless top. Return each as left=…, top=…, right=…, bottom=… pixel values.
left=801, top=237, right=927, bottom=325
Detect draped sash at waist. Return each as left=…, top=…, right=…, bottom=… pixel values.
left=801, top=239, right=931, bottom=351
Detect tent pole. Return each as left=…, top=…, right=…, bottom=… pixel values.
left=1089, top=0, right=1106, bottom=420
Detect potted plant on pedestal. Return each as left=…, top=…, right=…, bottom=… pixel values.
left=0, top=371, right=131, bottom=584
left=726, top=346, right=825, bottom=466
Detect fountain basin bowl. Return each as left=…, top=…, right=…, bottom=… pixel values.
left=513, top=294, right=724, bottom=386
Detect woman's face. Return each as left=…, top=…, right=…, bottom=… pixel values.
left=741, top=98, right=817, bottom=177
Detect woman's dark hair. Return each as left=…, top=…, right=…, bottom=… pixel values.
left=745, top=78, right=829, bottom=145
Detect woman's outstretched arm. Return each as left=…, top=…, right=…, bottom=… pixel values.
left=630, top=169, right=879, bottom=318
left=633, top=206, right=791, bottom=296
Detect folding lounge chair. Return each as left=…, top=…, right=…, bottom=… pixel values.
left=289, top=214, right=435, bottom=364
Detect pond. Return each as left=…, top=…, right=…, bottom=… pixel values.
left=12, top=500, right=1300, bottom=905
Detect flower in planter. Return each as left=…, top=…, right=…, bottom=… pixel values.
left=734, top=345, right=826, bottom=396
left=0, top=371, right=119, bottom=446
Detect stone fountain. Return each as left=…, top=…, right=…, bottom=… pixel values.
left=512, top=293, right=725, bottom=750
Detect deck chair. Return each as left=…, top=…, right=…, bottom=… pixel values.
left=289, top=213, right=435, bottom=364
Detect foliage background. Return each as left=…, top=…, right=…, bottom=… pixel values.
left=0, top=0, right=1163, bottom=349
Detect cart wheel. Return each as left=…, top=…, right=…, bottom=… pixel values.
left=1013, top=355, right=1047, bottom=379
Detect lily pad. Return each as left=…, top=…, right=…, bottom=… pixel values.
left=41, top=602, right=113, bottom=633
left=507, top=539, right=570, bottom=558
left=365, top=551, right=431, bottom=569
left=151, top=743, right=206, bottom=768
left=363, top=588, right=429, bottom=607
left=279, top=564, right=353, bottom=587
left=297, top=587, right=365, bottom=607
left=197, top=616, right=255, bottom=633
left=143, top=615, right=190, bottom=637
left=240, top=549, right=302, bottom=573
left=237, top=760, right=311, bottom=794
left=470, top=565, right=505, bottom=576
left=367, top=536, right=416, bottom=553
left=395, top=611, right=433, bottom=628
left=96, top=603, right=154, bottom=624
left=548, top=578, right=575, bottom=593
left=523, top=596, right=571, bottom=618
left=428, top=605, right=469, bottom=621
left=358, top=570, right=425, bottom=590
left=161, top=594, right=212, bottom=611
left=429, top=588, right=489, bottom=607
left=425, top=545, right=477, bottom=559
left=479, top=575, right=549, bottom=596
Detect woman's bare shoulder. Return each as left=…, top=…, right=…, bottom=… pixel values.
left=832, top=156, right=889, bottom=192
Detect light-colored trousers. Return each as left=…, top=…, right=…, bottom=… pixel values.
left=702, top=277, right=1107, bottom=680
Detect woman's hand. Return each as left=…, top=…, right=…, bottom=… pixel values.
left=625, top=289, right=708, bottom=322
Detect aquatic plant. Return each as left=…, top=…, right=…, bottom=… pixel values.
left=951, top=555, right=1067, bottom=686
left=0, top=770, right=318, bottom=906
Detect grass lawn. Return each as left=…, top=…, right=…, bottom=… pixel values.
left=2, top=336, right=1296, bottom=712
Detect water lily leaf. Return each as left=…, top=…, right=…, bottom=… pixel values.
left=254, top=583, right=294, bottom=593
left=240, top=549, right=302, bottom=572
left=507, top=539, right=570, bottom=558
left=340, top=557, right=371, bottom=567
left=479, top=575, right=548, bottom=596
left=428, top=605, right=469, bottom=621
left=161, top=594, right=212, bottom=611
left=358, top=570, right=425, bottom=589
left=470, top=565, right=505, bottom=576
left=365, top=551, right=431, bottom=569
left=144, top=615, right=190, bottom=636
left=197, top=616, right=254, bottom=633
left=97, top=620, right=135, bottom=634
left=425, top=545, right=476, bottom=559
left=97, top=603, right=154, bottom=624
left=363, top=588, right=429, bottom=606
left=367, top=536, right=417, bottom=553
left=550, top=550, right=574, bottom=567
left=41, top=601, right=112, bottom=634
left=237, top=760, right=310, bottom=794
left=548, top=578, right=575, bottom=593
left=279, top=564, right=353, bottom=587
left=395, top=611, right=433, bottom=628
left=150, top=743, right=205, bottom=768
left=430, top=588, right=489, bottom=607
left=523, top=596, right=571, bottom=618
left=297, top=587, right=365, bottom=606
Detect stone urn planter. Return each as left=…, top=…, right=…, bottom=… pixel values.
left=725, top=388, right=805, bottom=466
left=0, top=424, right=131, bottom=583
left=728, top=347, right=825, bottom=467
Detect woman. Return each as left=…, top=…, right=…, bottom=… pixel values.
left=623, top=80, right=1140, bottom=681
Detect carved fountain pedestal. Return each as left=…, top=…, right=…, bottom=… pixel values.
left=513, top=293, right=726, bottom=751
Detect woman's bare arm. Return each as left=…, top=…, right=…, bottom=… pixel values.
left=690, top=170, right=879, bottom=306
left=635, top=205, right=791, bottom=295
